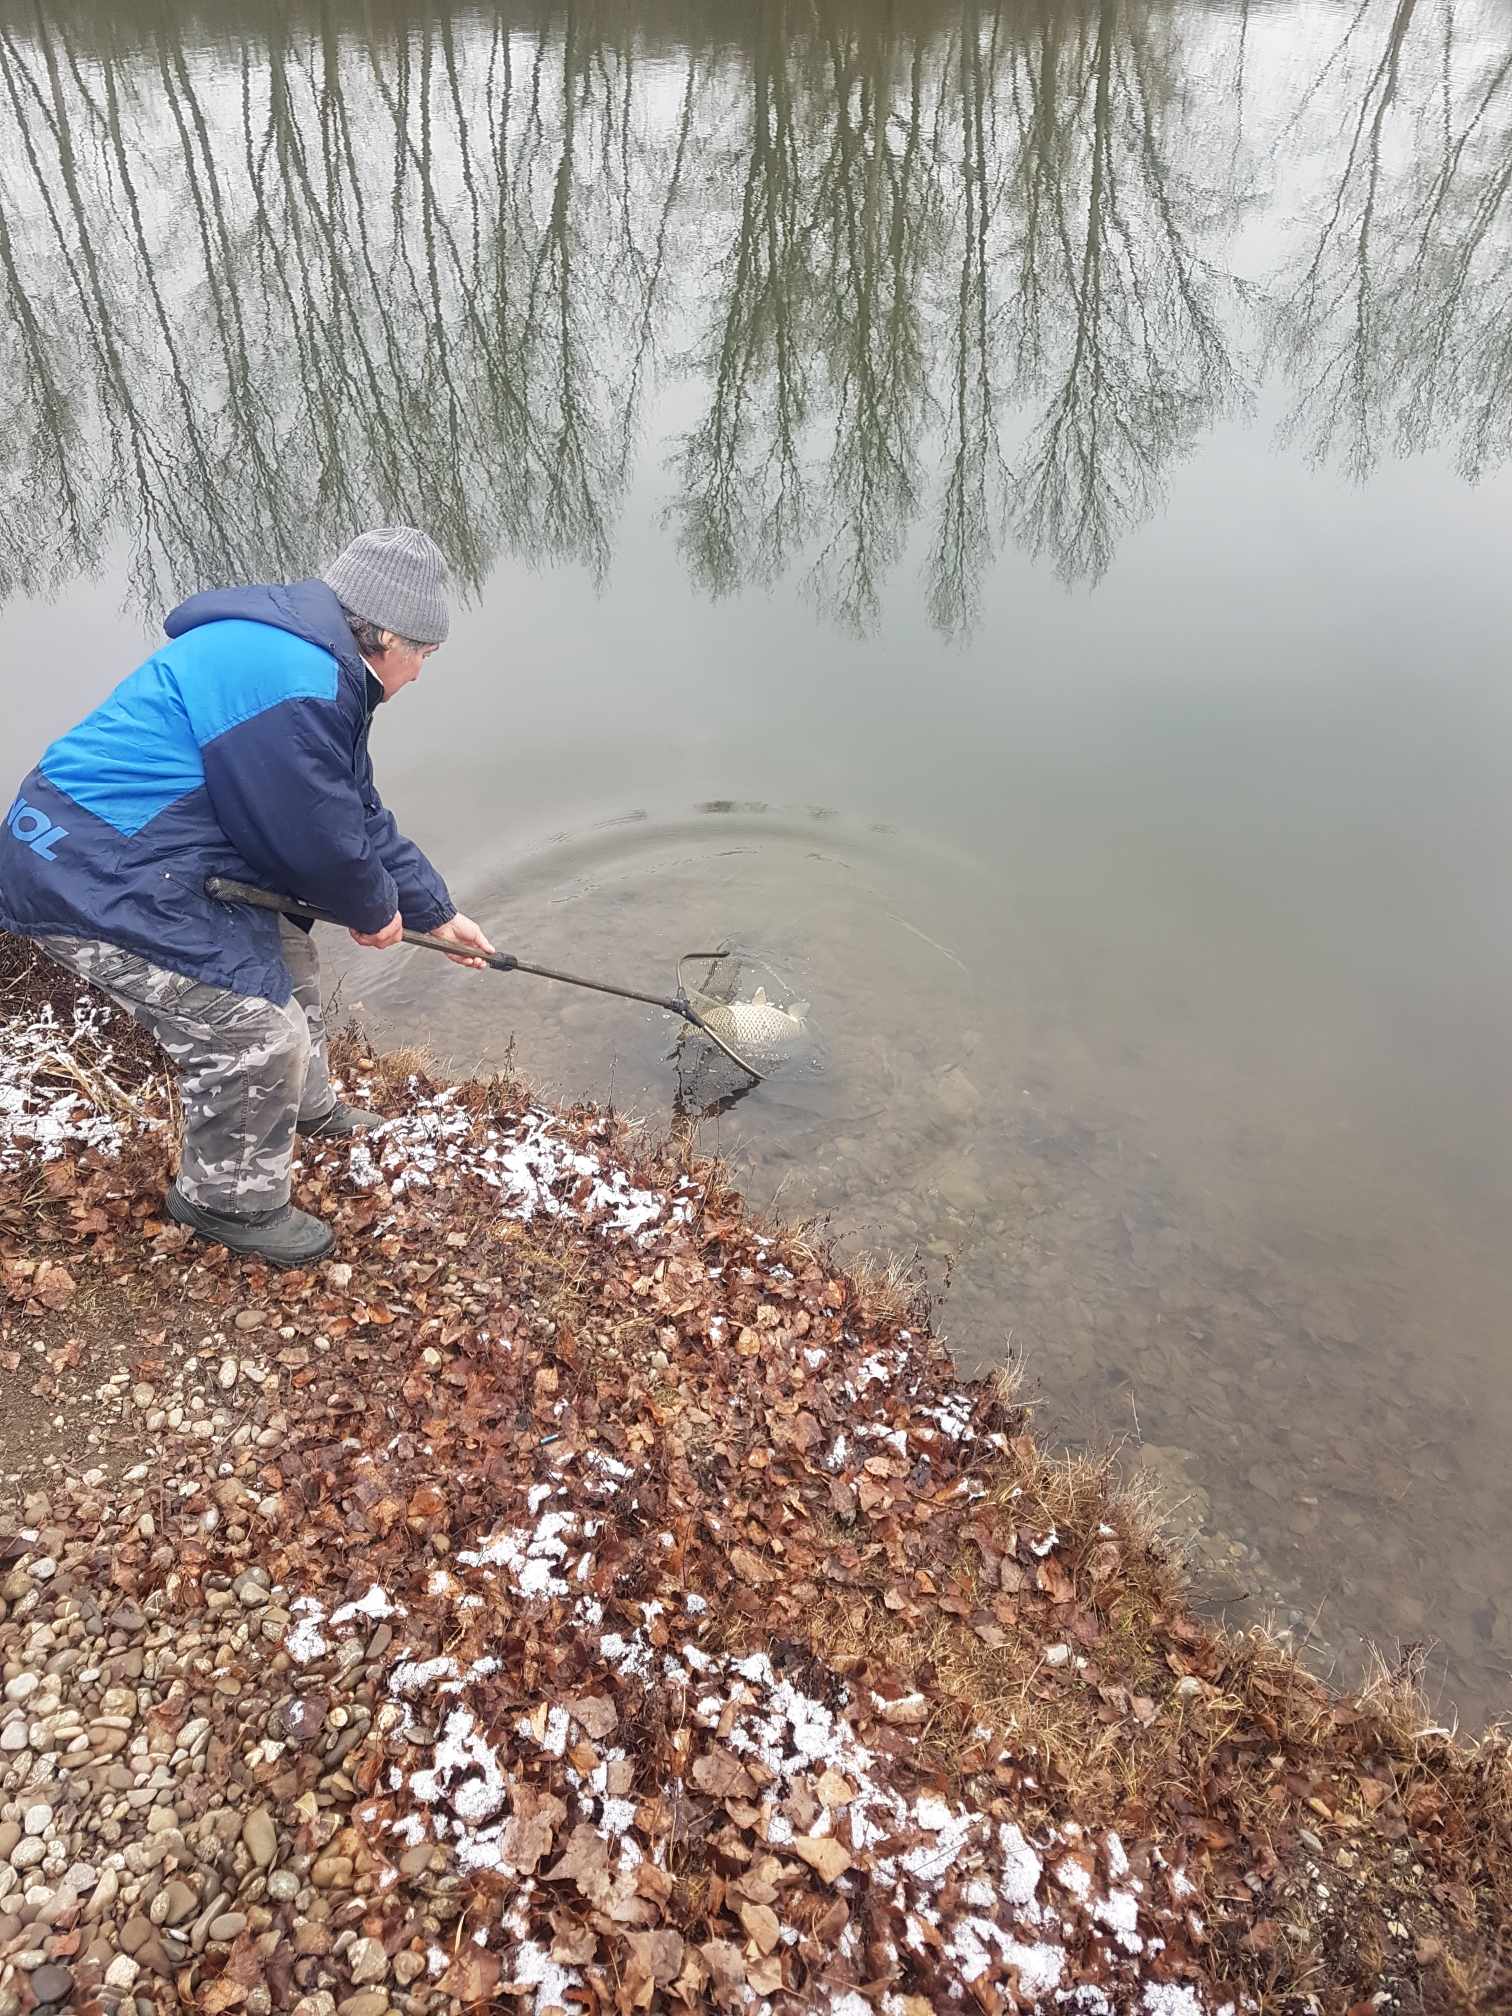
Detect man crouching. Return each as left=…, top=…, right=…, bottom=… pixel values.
left=1, top=527, right=494, bottom=1265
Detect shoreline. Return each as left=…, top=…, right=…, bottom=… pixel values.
left=1, top=937, right=1508, bottom=2015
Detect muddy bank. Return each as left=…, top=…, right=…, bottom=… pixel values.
left=0, top=939, right=1509, bottom=2016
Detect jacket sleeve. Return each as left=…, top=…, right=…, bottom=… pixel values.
left=201, top=696, right=400, bottom=933
left=358, top=747, right=455, bottom=931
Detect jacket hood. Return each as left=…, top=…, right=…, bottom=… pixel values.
left=163, top=580, right=365, bottom=680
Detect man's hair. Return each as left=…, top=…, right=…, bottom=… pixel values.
left=339, top=604, right=425, bottom=658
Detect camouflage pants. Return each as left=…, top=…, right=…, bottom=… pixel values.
left=38, top=917, right=335, bottom=1212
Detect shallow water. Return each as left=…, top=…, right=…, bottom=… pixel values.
left=3, top=0, right=1512, bottom=1721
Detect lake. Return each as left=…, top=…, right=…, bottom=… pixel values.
left=3, top=0, right=1511, bottom=1723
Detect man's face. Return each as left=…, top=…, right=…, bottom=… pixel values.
left=375, top=636, right=439, bottom=700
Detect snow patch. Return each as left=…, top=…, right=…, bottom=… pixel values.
left=331, top=1583, right=404, bottom=1625
left=0, top=995, right=146, bottom=1169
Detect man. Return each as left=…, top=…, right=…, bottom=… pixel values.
left=1, top=527, right=494, bottom=1265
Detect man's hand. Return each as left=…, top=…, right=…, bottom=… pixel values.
left=430, top=912, right=497, bottom=969
left=349, top=909, right=403, bottom=950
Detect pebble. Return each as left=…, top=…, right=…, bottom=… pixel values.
left=219, top=1358, right=239, bottom=1389
left=29, top=1966, right=72, bottom=2004
left=85, top=1866, right=120, bottom=1921
left=3, top=1674, right=38, bottom=1704
left=120, top=1914, right=153, bottom=1954
left=267, top=1870, right=299, bottom=1902
left=208, top=1911, right=248, bottom=1942
left=1043, top=1643, right=1071, bottom=1668
left=158, top=1878, right=198, bottom=1926
left=347, top=1936, right=388, bottom=1984
left=293, top=1996, right=336, bottom=2016
left=191, top=1890, right=231, bottom=1952
left=310, top=1854, right=353, bottom=1888
left=0, top=1823, right=20, bottom=1861
left=337, top=1994, right=390, bottom=2016
left=0, top=1723, right=27, bottom=1752
left=242, top=1807, right=277, bottom=1869
left=134, top=1934, right=174, bottom=1979
left=24, top=1803, right=53, bottom=1837
left=10, top=1837, right=45, bottom=1871
left=104, top=1955, right=140, bottom=1992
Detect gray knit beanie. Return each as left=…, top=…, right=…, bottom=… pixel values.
left=322, top=526, right=450, bottom=645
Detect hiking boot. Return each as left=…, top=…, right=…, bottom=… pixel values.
left=165, top=1184, right=335, bottom=1266
left=298, top=1102, right=385, bottom=1140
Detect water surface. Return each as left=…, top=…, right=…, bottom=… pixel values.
left=4, top=0, right=1512, bottom=1721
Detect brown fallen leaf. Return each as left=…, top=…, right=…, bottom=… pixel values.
left=566, top=1693, right=618, bottom=1739
left=730, top=1857, right=781, bottom=1906
left=691, top=1748, right=757, bottom=1800
left=635, top=1861, right=674, bottom=1906
left=626, top=1929, right=685, bottom=1986
left=499, top=1785, right=567, bottom=1874
left=700, top=1938, right=748, bottom=2009
left=814, top=1897, right=848, bottom=1943
left=729, top=1546, right=775, bottom=1585
left=738, top=1901, right=780, bottom=1955
left=545, top=1823, right=613, bottom=1902
left=437, top=1946, right=503, bottom=2000
left=550, top=1917, right=597, bottom=1966
left=199, top=1980, right=247, bottom=2015
left=792, top=1834, right=852, bottom=1883
left=816, top=1769, right=855, bottom=1808
left=1038, top=1555, right=1075, bottom=1604
left=35, top=1262, right=76, bottom=1310
left=748, top=1953, right=784, bottom=1994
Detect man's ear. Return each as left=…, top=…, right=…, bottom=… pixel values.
left=376, top=631, right=397, bottom=654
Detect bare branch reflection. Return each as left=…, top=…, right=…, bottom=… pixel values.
left=2, top=0, right=1511, bottom=630
left=1269, top=0, right=1512, bottom=486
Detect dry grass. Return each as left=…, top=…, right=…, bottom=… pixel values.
left=792, top=1435, right=1194, bottom=1801
left=844, top=1247, right=932, bottom=1331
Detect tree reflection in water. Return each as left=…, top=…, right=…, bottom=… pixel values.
left=1, top=0, right=1511, bottom=628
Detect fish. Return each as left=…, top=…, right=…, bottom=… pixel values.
left=697, top=985, right=809, bottom=1055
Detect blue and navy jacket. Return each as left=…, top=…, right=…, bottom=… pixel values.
left=1, top=581, right=453, bottom=1004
